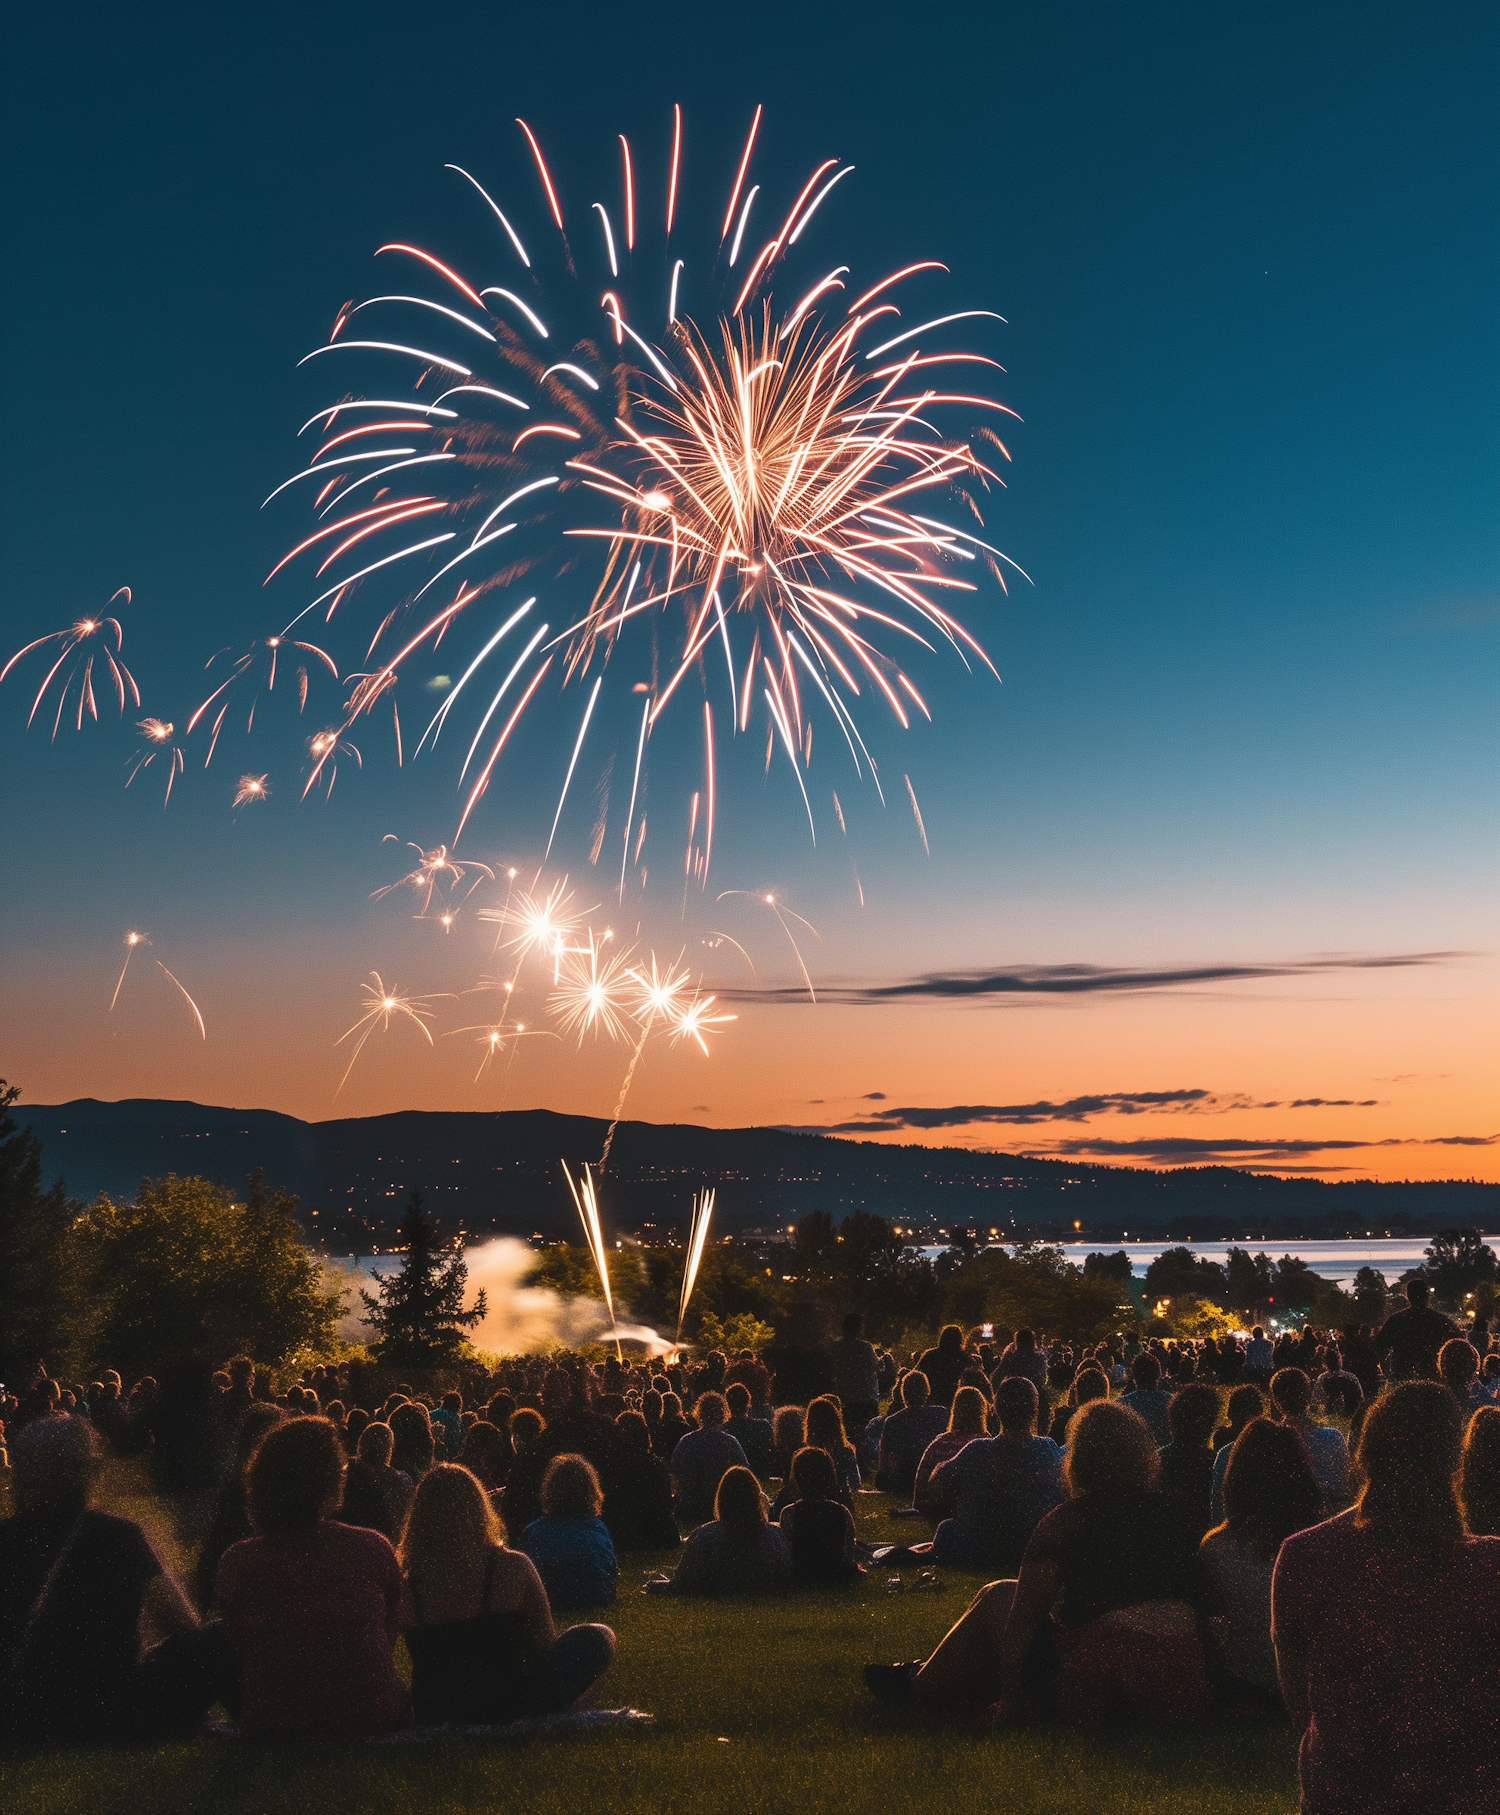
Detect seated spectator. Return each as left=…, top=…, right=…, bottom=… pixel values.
left=652, top=1392, right=691, bottom=1461
left=866, top=1401, right=1206, bottom=1721
left=1271, top=1368, right=1349, bottom=1511
left=780, top=1447, right=858, bottom=1584
left=645, top=1466, right=790, bottom=1596
left=600, top=1411, right=680, bottom=1552
left=914, top=1386, right=989, bottom=1516
left=1273, top=1382, right=1500, bottom=1814
left=1439, top=1339, right=1485, bottom=1414
left=339, top=1422, right=414, bottom=1545
left=1313, top=1347, right=1364, bottom=1418
left=769, top=1404, right=808, bottom=1488
left=1120, top=1353, right=1173, bottom=1446
left=995, top=1328, right=1048, bottom=1391
left=401, top=1463, right=613, bottom=1724
left=430, top=1391, right=462, bottom=1462
left=917, top=1325, right=969, bottom=1408
left=0, top=1414, right=226, bottom=1746
left=722, top=1382, right=772, bottom=1476
left=669, top=1393, right=748, bottom=1528
left=216, top=1417, right=407, bottom=1738
left=875, top=1373, right=948, bottom=1499
left=928, top=1378, right=1064, bottom=1574
left=1199, top=1419, right=1322, bottom=1706
left=1459, top=1404, right=1500, bottom=1537
left=195, top=1402, right=284, bottom=1611
left=805, top=1396, right=862, bottom=1503
left=1210, top=1384, right=1267, bottom=1520
left=1157, top=1382, right=1220, bottom=1549
left=456, top=1420, right=509, bottom=1497
left=388, top=1401, right=435, bottom=1483
left=521, top=1455, right=618, bottom=1609
left=500, top=1408, right=549, bottom=1536
left=1048, top=1366, right=1109, bottom=1446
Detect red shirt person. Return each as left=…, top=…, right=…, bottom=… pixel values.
left=217, top=1416, right=407, bottom=1738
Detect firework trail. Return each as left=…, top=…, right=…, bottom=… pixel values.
left=262, top=109, right=1025, bottom=869
left=717, top=889, right=819, bottom=1002
left=561, top=1159, right=620, bottom=1357
left=903, top=772, right=929, bottom=855
left=110, top=930, right=148, bottom=1011
left=598, top=952, right=692, bottom=1170
left=107, top=930, right=206, bottom=1038
left=335, top=971, right=438, bottom=1093
left=1, top=590, right=141, bottom=736
left=677, top=1187, right=717, bottom=1347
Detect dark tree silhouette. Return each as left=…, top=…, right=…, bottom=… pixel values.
left=1144, top=1246, right=1227, bottom=1304
left=1225, top=1247, right=1276, bottom=1310
left=361, top=1191, right=486, bottom=1365
left=0, top=1080, right=86, bottom=1380
left=1424, top=1229, right=1499, bottom=1305
left=1082, top=1250, right=1133, bottom=1286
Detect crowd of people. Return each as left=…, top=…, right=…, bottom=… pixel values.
left=1, top=1284, right=1498, bottom=1810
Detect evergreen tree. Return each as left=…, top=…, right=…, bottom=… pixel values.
left=0, top=1080, right=88, bottom=1381
left=1352, top=1265, right=1390, bottom=1325
left=361, top=1191, right=486, bottom=1365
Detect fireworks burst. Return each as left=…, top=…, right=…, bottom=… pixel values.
left=126, top=718, right=185, bottom=805
left=188, top=636, right=339, bottom=765
left=372, top=837, right=495, bottom=916
left=264, top=109, right=1024, bottom=871
left=233, top=773, right=271, bottom=810
left=1, top=590, right=141, bottom=736
left=335, top=970, right=437, bottom=1093
left=670, top=987, right=736, bottom=1056
left=303, top=726, right=362, bottom=798
left=549, top=928, right=636, bottom=1044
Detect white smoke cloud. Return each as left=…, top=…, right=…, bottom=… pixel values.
left=322, top=1238, right=672, bottom=1357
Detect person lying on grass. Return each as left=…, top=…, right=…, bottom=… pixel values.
left=864, top=1400, right=1206, bottom=1722
left=401, top=1462, right=613, bottom=1726
left=779, top=1447, right=859, bottom=1584
left=644, top=1466, right=791, bottom=1596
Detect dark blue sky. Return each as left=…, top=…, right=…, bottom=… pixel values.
left=2, top=1, right=1495, bottom=1163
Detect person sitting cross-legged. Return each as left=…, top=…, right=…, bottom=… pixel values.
left=875, top=1372, right=948, bottom=1500
left=402, top=1462, right=613, bottom=1725
left=669, top=1392, right=748, bottom=1529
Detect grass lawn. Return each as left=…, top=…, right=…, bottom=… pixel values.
left=6, top=1474, right=1301, bottom=1815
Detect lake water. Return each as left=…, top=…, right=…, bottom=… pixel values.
left=920, top=1237, right=1500, bottom=1288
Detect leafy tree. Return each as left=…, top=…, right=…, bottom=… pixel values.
left=1082, top=1250, right=1133, bottom=1286
left=1352, top=1266, right=1389, bottom=1325
left=0, top=1080, right=89, bottom=1381
left=1225, top=1248, right=1276, bottom=1311
left=1423, top=1229, right=1499, bottom=1307
left=1271, top=1255, right=1325, bottom=1312
left=81, top=1171, right=342, bottom=1374
left=361, top=1191, right=487, bottom=1366
left=696, top=1308, right=776, bottom=1353
left=834, top=1210, right=900, bottom=1275
left=1145, top=1247, right=1227, bottom=1305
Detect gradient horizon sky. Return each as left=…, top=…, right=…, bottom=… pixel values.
left=1, top=2, right=1495, bottom=1182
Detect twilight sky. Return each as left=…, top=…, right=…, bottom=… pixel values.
left=1, top=1, right=1495, bottom=1180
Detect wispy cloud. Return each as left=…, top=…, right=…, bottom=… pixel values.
left=792, top=1088, right=1387, bottom=1136
left=719, top=950, right=1465, bottom=1007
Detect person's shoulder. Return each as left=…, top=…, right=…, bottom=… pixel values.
left=1276, top=1508, right=1355, bottom=1569
left=329, top=1517, right=399, bottom=1566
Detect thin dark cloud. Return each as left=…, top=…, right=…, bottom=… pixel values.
left=793, top=1088, right=1388, bottom=1136
left=862, top=1091, right=888, bottom=1101
left=1287, top=1097, right=1380, bottom=1108
left=1025, top=1133, right=1499, bottom=1163
left=717, top=950, right=1465, bottom=1007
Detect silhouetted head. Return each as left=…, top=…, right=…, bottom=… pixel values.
left=1460, top=1404, right=1500, bottom=1538
left=1271, top=1368, right=1312, bottom=1419
left=805, top=1396, right=848, bottom=1452
left=11, top=1415, right=99, bottom=1513
left=695, top=1391, right=729, bottom=1429
left=1356, top=1381, right=1463, bottom=1552
left=995, top=1376, right=1039, bottom=1437
left=937, top=1324, right=964, bottom=1355
left=725, top=1382, right=751, bottom=1418
left=901, top=1371, right=931, bottom=1408
left=1063, top=1401, right=1158, bottom=1499
left=1016, top=1329, right=1037, bottom=1353
left=248, top=1417, right=344, bottom=1536
left=1131, top=1353, right=1161, bottom=1390
left=714, top=1465, right=767, bottom=1541
left=1168, top=1382, right=1220, bottom=1448
left=1218, top=1418, right=1323, bottom=1560
left=614, top=1408, right=650, bottom=1453
left=1440, top=1339, right=1479, bottom=1388
left=402, top=1461, right=500, bottom=1568
left=949, top=1385, right=990, bottom=1436
left=1405, top=1276, right=1432, bottom=1309
left=1073, top=1367, right=1109, bottom=1408
left=791, top=1444, right=839, bottom=1502
left=541, top=1452, right=603, bottom=1520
